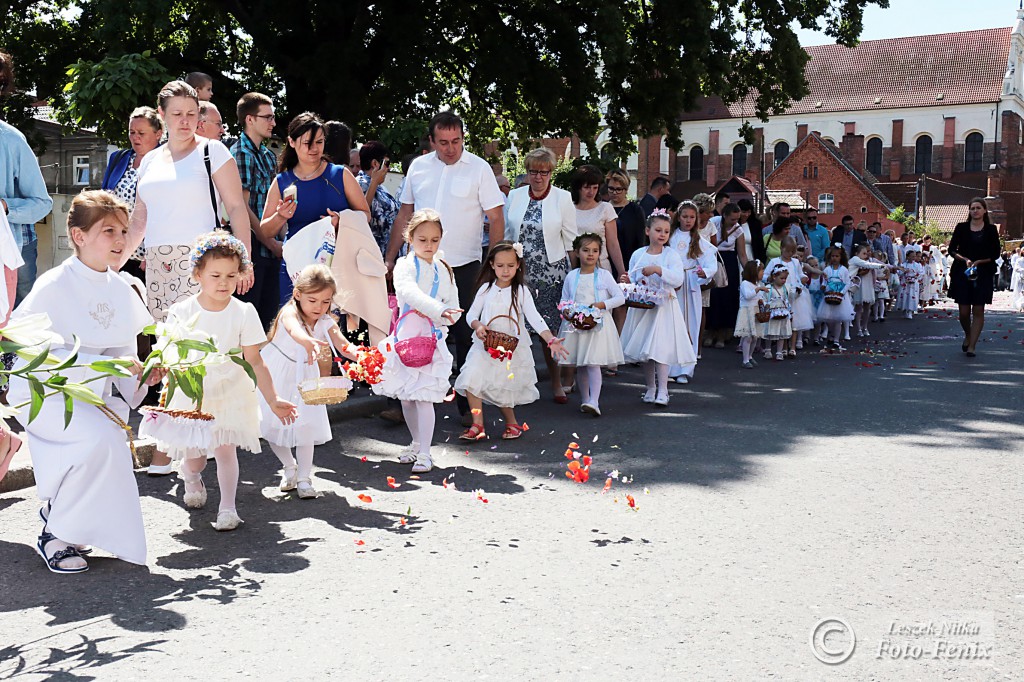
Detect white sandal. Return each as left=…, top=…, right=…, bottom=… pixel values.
left=411, top=456, right=433, bottom=474
left=181, top=472, right=207, bottom=509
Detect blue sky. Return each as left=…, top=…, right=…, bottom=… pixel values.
left=796, top=0, right=1017, bottom=45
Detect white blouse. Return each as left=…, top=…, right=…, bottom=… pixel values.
left=466, top=283, right=548, bottom=338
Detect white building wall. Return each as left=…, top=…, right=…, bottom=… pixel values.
left=678, top=102, right=1012, bottom=154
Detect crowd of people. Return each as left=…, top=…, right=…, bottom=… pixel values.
left=0, top=60, right=1007, bottom=574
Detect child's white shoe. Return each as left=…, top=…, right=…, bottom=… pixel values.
left=182, top=473, right=206, bottom=509
left=213, top=509, right=243, bottom=531
left=763, top=349, right=772, bottom=360
left=641, top=390, right=656, bottom=404
left=279, top=465, right=298, bottom=492
left=411, top=455, right=433, bottom=474
left=296, top=479, right=318, bottom=499
left=398, top=442, right=419, bottom=465
left=654, top=393, right=669, bottom=407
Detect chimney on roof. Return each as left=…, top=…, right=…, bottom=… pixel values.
left=797, top=124, right=808, bottom=144
left=841, top=133, right=866, bottom=174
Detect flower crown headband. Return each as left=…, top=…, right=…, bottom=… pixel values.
left=190, top=232, right=252, bottom=271
left=512, top=242, right=524, bottom=258
left=649, top=208, right=671, bottom=220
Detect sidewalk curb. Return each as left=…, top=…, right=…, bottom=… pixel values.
left=0, top=393, right=387, bottom=494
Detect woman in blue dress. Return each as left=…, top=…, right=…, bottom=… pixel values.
left=260, top=112, right=370, bottom=304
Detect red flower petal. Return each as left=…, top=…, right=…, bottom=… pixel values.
left=354, top=539, right=365, bottom=545
left=602, top=478, right=612, bottom=493
left=387, top=476, right=400, bottom=488
left=626, top=494, right=636, bottom=508
left=582, top=455, right=592, bottom=467
left=361, top=456, right=368, bottom=462
left=357, top=494, right=373, bottom=503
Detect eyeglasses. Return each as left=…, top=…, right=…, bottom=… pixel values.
left=253, top=114, right=276, bottom=121
left=526, top=170, right=551, bottom=177
left=606, top=186, right=626, bottom=193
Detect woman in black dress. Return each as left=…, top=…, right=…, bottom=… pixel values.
left=947, top=197, right=1001, bottom=357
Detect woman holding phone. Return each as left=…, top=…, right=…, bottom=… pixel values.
left=260, top=112, right=370, bottom=304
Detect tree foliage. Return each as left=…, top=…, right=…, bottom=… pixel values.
left=1, top=0, right=886, bottom=158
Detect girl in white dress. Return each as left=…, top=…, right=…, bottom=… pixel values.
left=763, top=237, right=813, bottom=356
left=164, top=232, right=298, bottom=531
left=895, top=248, right=923, bottom=319
left=373, top=209, right=461, bottom=473
left=848, top=243, right=888, bottom=337
left=261, top=264, right=358, bottom=498
left=763, top=264, right=794, bottom=361
left=619, top=210, right=696, bottom=406
left=457, top=242, right=567, bottom=439
left=10, top=191, right=158, bottom=572
left=871, top=251, right=891, bottom=322
left=816, top=246, right=855, bottom=350
left=1012, top=254, right=1024, bottom=312
left=668, top=201, right=717, bottom=383
left=734, top=260, right=767, bottom=368
left=558, top=233, right=625, bottom=416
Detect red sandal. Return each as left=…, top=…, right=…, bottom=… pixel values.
left=502, top=423, right=523, bottom=440
left=459, top=423, right=488, bottom=441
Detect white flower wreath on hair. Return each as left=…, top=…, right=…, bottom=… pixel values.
left=512, top=242, right=524, bottom=258
left=190, top=231, right=252, bottom=272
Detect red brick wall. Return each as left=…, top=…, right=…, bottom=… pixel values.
left=637, top=135, right=662, bottom=196
left=767, top=137, right=902, bottom=233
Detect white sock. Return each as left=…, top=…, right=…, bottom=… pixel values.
left=655, top=362, right=669, bottom=396
left=741, top=337, right=752, bottom=363
left=577, top=366, right=590, bottom=404
left=412, top=400, right=434, bottom=456
left=585, top=366, right=602, bottom=407
left=400, top=400, right=421, bottom=451
left=296, top=443, right=315, bottom=481
left=644, top=361, right=656, bottom=394
left=213, top=445, right=239, bottom=513
left=269, top=442, right=296, bottom=470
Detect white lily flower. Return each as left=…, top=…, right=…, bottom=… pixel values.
left=0, top=402, right=20, bottom=420
left=1, top=313, right=65, bottom=347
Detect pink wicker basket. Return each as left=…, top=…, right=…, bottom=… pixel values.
left=394, top=311, right=438, bottom=368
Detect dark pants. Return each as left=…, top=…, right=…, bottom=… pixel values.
left=451, top=261, right=480, bottom=415
left=239, top=252, right=282, bottom=330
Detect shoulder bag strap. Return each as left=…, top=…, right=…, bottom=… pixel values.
left=203, top=142, right=221, bottom=230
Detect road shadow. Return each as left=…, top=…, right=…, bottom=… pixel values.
left=0, top=538, right=260, bottom=634
left=0, top=632, right=167, bottom=680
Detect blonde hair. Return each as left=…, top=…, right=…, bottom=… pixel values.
left=268, top=264, right=338, bottom=341
left=157, top=80, right=198, bottom=111
left=66, top=190, right=129, bottom=252
left=605, top=168, right=630, bottom=191
left=404, top=208, right=443, bottom=243
left=692, top=193, right=715, bottom=214
left=524, top=147, right=556, bottom=172
left=130, top=106, right=163, bottom=132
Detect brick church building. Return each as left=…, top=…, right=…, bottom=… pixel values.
left=637, top=7, right=1024, bottom=237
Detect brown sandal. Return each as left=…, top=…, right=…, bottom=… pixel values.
left=459, top=423, right=487, bottom=441
left=502, top=423, right=523, bottom=440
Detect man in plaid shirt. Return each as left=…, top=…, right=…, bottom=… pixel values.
left=231, top=92, right=282, bottom=327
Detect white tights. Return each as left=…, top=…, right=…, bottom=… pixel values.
left=181, top=445, right=239, bottom=512
left=269, top=442, right=315, bottom=481
left=643, top=360, right=670, bottom=397
left=576, top=365, right=603, bottom=407
left=740, top=337, right=753, bottom=363
left=401, top=400, right=435, bottom=456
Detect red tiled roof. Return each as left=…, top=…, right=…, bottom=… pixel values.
left=679, top=27, right=1011, bottom=121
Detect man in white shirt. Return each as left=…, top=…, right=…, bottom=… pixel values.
left=385, top=112, right=505, bottom=421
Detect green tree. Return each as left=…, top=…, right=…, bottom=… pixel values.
left=2, top=0, right=886, bottom=159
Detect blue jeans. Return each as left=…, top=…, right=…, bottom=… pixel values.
left=15, top=239, right=37, bottom=307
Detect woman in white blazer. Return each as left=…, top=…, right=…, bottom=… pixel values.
left=504, top=148, right=578, bottom=403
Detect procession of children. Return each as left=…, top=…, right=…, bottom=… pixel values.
left=4, top=188, right=950, bottom=575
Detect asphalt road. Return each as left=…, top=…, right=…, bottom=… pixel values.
left=1, top=299, right=1022, bottom=680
